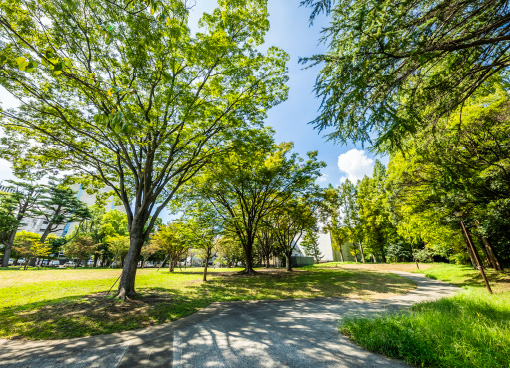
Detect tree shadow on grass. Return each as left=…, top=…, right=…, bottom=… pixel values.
left=0, top=269, right=415, bottom=340
left=0, top=286, right=212, bottom=340
left=426, top=265, right=510, bottom=292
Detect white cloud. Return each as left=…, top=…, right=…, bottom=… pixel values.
left=337, top=149, right=374, bottom=183
left=317, top=173, right=328, bottom=183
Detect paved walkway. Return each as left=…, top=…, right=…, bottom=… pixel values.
left=0, top=272, right=460, bottom=368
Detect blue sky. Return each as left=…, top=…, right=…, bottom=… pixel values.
left=0, top=0, right=386, bottom=189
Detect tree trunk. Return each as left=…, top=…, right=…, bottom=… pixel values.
left=463, top=237, right=478, bottom=269
left=409, top=239, right=419, bottom=269
left=93, top=254, right=98, bottom=268
left=353, top=248, right=358, bottom=263
left=372, top=254, right=376, bottom=263
left=338, top=247, right=344, bottom=262
left=460, top=220, right=492, bottom=293
left=169, top=255, right=175, bottom=272
left=203, top=252, right=210, bottom=282
left=381, top=252, right=387, bottom=263
left=2, top=230, right=16, bottom=268
left=358, top=241, right=365, bottom=264
left=240, top=238, right=256, bottom=274
left=480, top=235, right=503, bottom=271
left=116, top=227, right=144, bottom=300
left=285, top=252, right=292, bottom=271
left=265, top=254, right=270, bottom=268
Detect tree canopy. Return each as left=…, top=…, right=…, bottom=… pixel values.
left=0, top=0, right=289, bottom=297
left=302, top=0, right=510, bottom=151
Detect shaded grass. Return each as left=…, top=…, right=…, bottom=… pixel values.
left=0, top=266, right=415, bottom=340
left=340, top=263, right=510, bottom=368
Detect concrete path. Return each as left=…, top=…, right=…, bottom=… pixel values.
left=0, top=272, right=459, bottom=368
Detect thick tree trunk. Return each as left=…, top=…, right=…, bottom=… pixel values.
left=372, top=254, right=376, bottom=263
left=338, top=248, right=344, bottom=262
left=116, top=228, right=144, bottom=300
left=169, top=255, right=175, bottom=272
left=93, top=253, right=98, bottom=268
left=381, top=252, right=387, bottom=263
left=240, top=238, right=256, bottom=274
left=203, top=259, right=209, bottom=282
left=265, top=254, right=270, bottom=268
left=285, top=252, right=292, bottom=271
left=358, top=242, right=365, bottom=264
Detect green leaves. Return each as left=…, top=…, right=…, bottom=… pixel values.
left=305, top=0, right=510, bottom=151
left=15, top=55, right=37, bottom=73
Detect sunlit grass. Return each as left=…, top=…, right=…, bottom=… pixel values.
left=0, top=265, right=415, bottom=340
left=341, top=263, right=510, bottom=368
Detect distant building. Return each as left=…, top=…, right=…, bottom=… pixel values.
left=293, top=231, right=356, bottom=263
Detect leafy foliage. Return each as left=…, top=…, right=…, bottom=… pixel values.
left=303, top=0, right=510, bottom=150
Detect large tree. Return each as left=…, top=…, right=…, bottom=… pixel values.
left=0, top=0, right=288, bottom=298
left=302, top=0, right=510, bottom=150
left=193, top=128, right=324, bottom=274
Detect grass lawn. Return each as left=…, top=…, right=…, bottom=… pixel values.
left=0, top=265, right=415, bottom=340
left=340, top=263, right=510, bottom=368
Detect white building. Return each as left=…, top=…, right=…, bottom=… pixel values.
left=16, top=183, right=125, bottom=238
left=293, top=231, right=356, bottom=263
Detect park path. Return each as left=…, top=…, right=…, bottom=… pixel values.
left=0, top=272, right=459, bottom=368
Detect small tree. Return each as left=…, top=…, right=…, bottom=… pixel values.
left=301, top=230, right=323, bottom=264
left=65, top=235, right=97, bottom=268
left=108, top=235, right=130, bottom=268
left=152, top=223, right=189, bottom=272
left=13, top=231, right=51, bottom=270
left=140, top=242, right=160, bottom=268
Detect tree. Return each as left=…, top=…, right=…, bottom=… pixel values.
left=357, top=162, right=400, bottom=263
left=301, top=229, right=323, bottom=264
left=13, top=231, right=51, bottom=269
left=256, top=224, right=275, bottom=268
left=181, top=204, right=222, bottom=281
left=0, top=181, right=44, bottom=267
left=37, top=183, right=90, bottom=243
left=272, top=197, right=321, bottom=271
left=152, top=223, right=189, bottom=272
left=302, top=0, right=510, bottom=150
left=140, top=241, right=160, bottom=268
left=215, top=235, right=244, bottom=268
left=73, top=205, right=107, bottom=267
left=384, top=81, right=510, bottom=271
left=339, top=179, right=366, bottom=263
left=0, top=0, right=289, bottom=299
left=64, top=235, right=96, bottom=268
left=195, top=128, right=324, bottom=274
left=108, top=235, right=130, bottom=268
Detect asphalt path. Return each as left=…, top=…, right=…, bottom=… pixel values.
left=0, top=271, right=459, bottom=368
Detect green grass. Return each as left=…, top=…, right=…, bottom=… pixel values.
left=340, top=263, right=510, bottom=368
left=0, top=265, right=415, bottom=340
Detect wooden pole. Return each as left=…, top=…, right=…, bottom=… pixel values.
left=460, top=219, right=492, bottom=294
